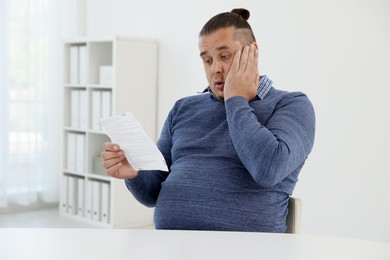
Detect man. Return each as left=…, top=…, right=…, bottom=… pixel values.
left=101, top=8, right=315, bottom=232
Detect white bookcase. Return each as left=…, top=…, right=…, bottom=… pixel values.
left=60, top=36, right=157, bottom=228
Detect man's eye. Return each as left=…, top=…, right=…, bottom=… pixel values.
left=203, top=59, right=212, bottom=65
left=221, top=55, right=230, bottom=61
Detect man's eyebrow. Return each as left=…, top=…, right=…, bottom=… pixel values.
left=216, top=45, right=230, bottom=51
left=200, top=51, right=208, bottom=57
left=200, top=45, right=230, bottom=57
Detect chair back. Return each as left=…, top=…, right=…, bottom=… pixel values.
left=286, top=197, right=302, bottom=234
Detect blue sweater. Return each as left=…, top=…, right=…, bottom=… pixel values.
left=125, top=78, right=315, bottom=232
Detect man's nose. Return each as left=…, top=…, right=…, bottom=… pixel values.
left=211, top=60, right=223, bottom=74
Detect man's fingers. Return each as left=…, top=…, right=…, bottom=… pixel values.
left=230, top=49, right=241, bottom=73
left=103, top=142, right=120, bottom=151
left=239, top=45, right=251, bottom=71
left=103, top=156, right=124, bottom=171
left=106, top=161, right=123, bottom=177
left=245, top=44, right=255, bottom=73
left=101, top=150, right=123, bottom=160
left=251, top=46, right=259, bottom=77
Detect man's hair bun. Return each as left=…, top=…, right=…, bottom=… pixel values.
left=199, top=7, right=256, bottom=43
left=231, top=8, right=250, bottom=21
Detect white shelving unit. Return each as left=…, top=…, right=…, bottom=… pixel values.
left=60, top=36, right=157, bottom=228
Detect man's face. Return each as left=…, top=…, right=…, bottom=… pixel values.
left=199, top=27, right=244, bottom=100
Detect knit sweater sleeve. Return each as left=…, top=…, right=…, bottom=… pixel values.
left=124, top=111, right=173, bottom=207
left=225, top=93, right=315, bottom=188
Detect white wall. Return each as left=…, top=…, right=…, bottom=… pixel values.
left=85, top=0, right=390, bottom=243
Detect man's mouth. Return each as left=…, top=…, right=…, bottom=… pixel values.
left=214, top=81, right=225, bottom=91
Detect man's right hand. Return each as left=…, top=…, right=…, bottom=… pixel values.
left=101, top=142, right=138, bottom=179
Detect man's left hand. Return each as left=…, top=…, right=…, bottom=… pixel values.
left=224, top=44, right=259, bottom=101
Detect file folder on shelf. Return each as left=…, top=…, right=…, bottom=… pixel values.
left=70, top=90, right=79, bottom=128
left=78, top=45, right=87, bottom=85
left=92, top=181, right=101, bottom=222
left=85, top=179, right=93, bottom=219
left=77, top=178, right=85, bottom=217
left=69, top=46, right=79, bottom=85
left=101, top=182, right=110, bottom=224
left=101, top=91, right=112, bottom=119
left=67, top=133, right=76, bottom=171
left=92, top=90, right=102, bottom=130
left=79, top=90, right=88, bottom=129
left=67, top=176, right=77, bottom=215
left=60, top=175, right=68, bottom=214
left=75, top=134, right=85, bottom=173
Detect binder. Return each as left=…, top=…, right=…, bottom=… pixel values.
left=101, top=182, right=110, bottom=224
left=91, top=90, right=102, bottom=130
left=92, top=181, right=101, bottom=222
left=75, top=134, right=85, bottom=173
left=60, top=175, right=68, bottom=214
left=77, top=178, right=85, bottom=217
left=70, top=89, right=80, bottom=128
left=99, top=66, right=113, bottom=85
left=69, top=46, right=79, bottom=84
left=85, top=180, right=93, bottom=219
left=67, top=133, right=76, bottom=171
left=78, top=45, right=87, bottom=85
left=101, top=91, right=111, bottom=119
left=79, top=90, right=88, bottom=129
left=67, top=176, right=77, bottom=215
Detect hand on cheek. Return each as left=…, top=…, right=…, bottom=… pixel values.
left=224, top=44, right=259, bottom=101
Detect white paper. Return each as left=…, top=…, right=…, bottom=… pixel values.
left=99, top=112, right=168, bottom=172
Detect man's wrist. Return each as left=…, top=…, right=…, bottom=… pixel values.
left=225, top=95, right=249, bottom=107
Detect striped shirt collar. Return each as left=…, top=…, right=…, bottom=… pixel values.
left=203, top=75, right=272, bottom=100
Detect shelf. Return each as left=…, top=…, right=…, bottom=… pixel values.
left=60, top=36, right=157, bottom=228
left=88, top=84, right=113, bottom=89
left=64, top=84, right=113, bottom=89
left=63, top=127, right=106, bottom=135
left=87, top=129, right=106, bottom=135
left=63, top=171, right=86, bottom=178
left=64, top=84, right=88, bottom=88
left=86, top=172, right=111, bottom=182
left=63, top=127, right=88, bottom=132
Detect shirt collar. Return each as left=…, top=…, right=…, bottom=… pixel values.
left=202, top=75, right=272, bottom=100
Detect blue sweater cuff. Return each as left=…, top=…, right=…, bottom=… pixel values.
left=124, top=171, right=144, bottom=189
left=225, top=96, right=250, bottom=112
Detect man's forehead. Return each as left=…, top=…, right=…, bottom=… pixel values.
left=199, top=45, right=231, bottom=57
left=199, top=28, right=242, bottom=55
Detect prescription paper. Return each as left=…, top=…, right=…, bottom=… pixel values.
left=99, top=112, right=168, bottom=172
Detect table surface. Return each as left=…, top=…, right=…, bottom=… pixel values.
left=1, top=228, right=389, bottom=260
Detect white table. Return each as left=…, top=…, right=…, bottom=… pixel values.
left=1, top=228, right=389, bottom=260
